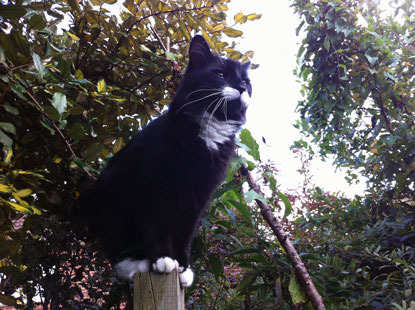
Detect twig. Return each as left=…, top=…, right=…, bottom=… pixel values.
left=374, top=96, right=393, bottom=133
left=111, top=4, right=216, bottom=56
left=149, top=24, right=167, bottom=52
left=240, top=166, right=326, bottom=310
left=6, top=73, right=96, bottom=179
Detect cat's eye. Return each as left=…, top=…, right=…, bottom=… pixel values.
left=217, top=72, right=225, bottom=78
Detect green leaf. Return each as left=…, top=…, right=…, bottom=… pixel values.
left=165, top=52, right=178, bottom=60
left=226, top=156, right=247, bottom=182
left=67, top=123, right=85, bottom=140
left=0, top=122, right=16, bottom=135
left=4, top=103, right=19, bottom=115
left=289, top=275, right=308, bottom=306
left=237, top=271, right=260, bottom=293
left=278, top=192, right=293, bottom=218
left=83, top=143, right=103, bottom=162
left=245, top=189, right=267, bottom=204
left=230, top=248, right=260, bottom=255
left=51, top=92, right=67, bottom=115
left=228, top=200, right=253, bottom=226
left=28, top=14, right=47, bottom=30
left=365, top=52, right=378, bottom=65
left=0, top=129, right=13, bottom=147
left=323, top=35, right=330, bottom=52
left=0, top=4, right=27, bottom=19
left=239, top=129, right=260, bottom=160
left=43, top=106, right=60, bottom=122
left=208, top=255, right=223, bottom=281
left=33, top=53, right=45, bottom=78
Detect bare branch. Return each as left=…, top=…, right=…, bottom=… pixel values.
left=240, top=166, right=326, bottom=310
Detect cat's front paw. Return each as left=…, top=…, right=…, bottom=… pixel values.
left=152, top=257, right=179, bottom=273
left=114, top=258, right=150, bottom=282
left=179, top=266, right=194, bottom=287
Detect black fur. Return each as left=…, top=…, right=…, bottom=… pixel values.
left=79, top=35, right=251, bottom=275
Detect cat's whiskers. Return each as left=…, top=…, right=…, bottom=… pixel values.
left=185, top=88, right=222, bottom=101
left=222, top=98, right=229, bottom=124
left=205, top=97, right=226, bottom=143
left=200, top=96, right=223, bottom=143
left=175, top=91, right=222, bottom=114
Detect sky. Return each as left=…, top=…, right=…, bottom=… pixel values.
left=226, top=1, right=366, bottom=196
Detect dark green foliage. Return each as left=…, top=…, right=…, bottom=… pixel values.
left=0, top=0, right=259, bottom=307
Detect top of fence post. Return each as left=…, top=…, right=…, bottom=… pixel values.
left=134, top=269, right=185, bottom=310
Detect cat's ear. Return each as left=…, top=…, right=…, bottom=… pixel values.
left=188, top=35, right=213, bottom=69
left=242, top=61, right=251, bottom=72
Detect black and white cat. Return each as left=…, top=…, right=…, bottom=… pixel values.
left=79, top=35, right=252, bottom=287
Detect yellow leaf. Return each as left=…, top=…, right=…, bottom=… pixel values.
left=32, top=206, right=42, bottom=215
left=212, top=23, right=225, bottom=32
left=75, top=69, right=84, bottom=79
left=245, top=50, right=254, bottom=58
left=247, top=13, right=262, bottom=21
left=0, top=184, right=11, bottom=193
left=6, top=201, right=31, bottom=213
left=370, top=148, right=378, bottom=154
left=234, top=12, right=247, bottom=24
left=113, top=98, right=127, bottom=103
left=14, top=189, right=32, bottom=198
left=223, top=27, right=243, bottom=38
left=67, top=32, right=80, bottom=41
left=112, top=137, right=124, bottom=154
left=202, top=30, right=215, bottom=49
left=4, top=148, right=12, bottom=163
left=54, top=156, right=62, bottom=164
left=97, top=79, right=106, bottom=93
left=219, top=4, right=228, bottom=11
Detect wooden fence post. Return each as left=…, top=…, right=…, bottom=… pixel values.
left=133, top=269, right=185, bottom=310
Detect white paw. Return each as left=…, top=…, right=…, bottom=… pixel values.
left=114, top=258, right=150, bottom=281
left=179, top=266, right=194, bottom=287
left=152, top=257, right=179, bottom=273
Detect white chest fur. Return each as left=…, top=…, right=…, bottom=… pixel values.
left=199, top=115, right=242, bottom=151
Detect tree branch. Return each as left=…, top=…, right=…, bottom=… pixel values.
left=6, top=73, right=96, bottom=180
left=374, top=96, right=393, bottom=133
left=240, top=166, right=326, bottom=310
left=112, top=4, right=215, bottom=56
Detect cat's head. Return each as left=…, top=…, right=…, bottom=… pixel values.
left=170, top=35, right=251, bottom=124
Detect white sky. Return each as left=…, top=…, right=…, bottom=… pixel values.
left=227, top=1, right=366, bottom=196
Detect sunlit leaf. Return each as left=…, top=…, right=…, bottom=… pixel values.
left=234, top=12, right=247, bottom=24
left=223, top=27, right=243, bottom=38
left=97, top=79, right=106, bottom=93
left=67, top=32, right=80, bottom=40
left=246, top=13, right=261, bottom=21
left=33, top=53, right=46, bottom=78
left=289, top=275, right=308, bottom=306
left=75, top=69, right=84, bottom=79
left=0, top=184, right=12, bottom=193
left=51, top=92, right=67, bottom=115
left=14, top=189, right=32, bottom=198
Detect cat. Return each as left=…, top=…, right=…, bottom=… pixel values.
left=79, top=35, right=252, bottom=287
